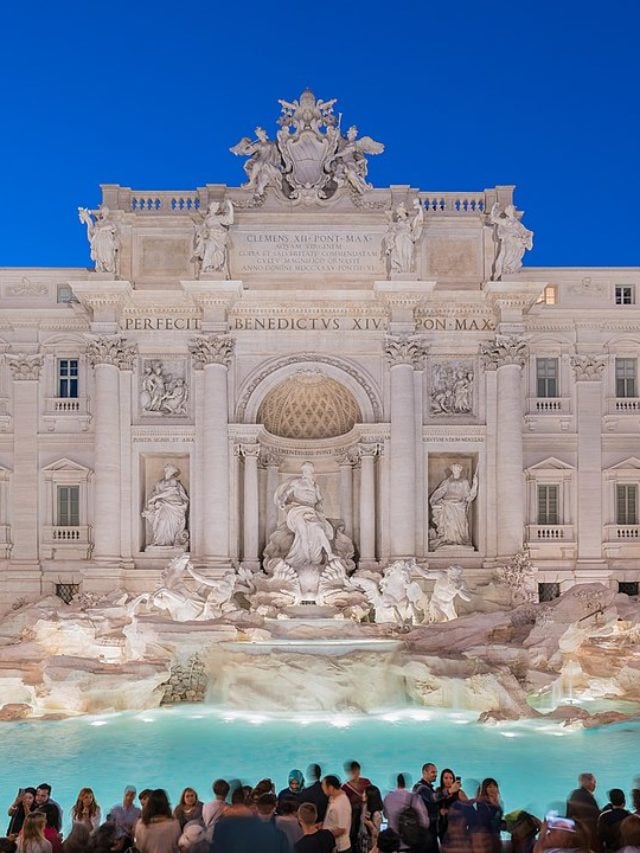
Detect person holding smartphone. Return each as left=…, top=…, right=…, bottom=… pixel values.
left=7, top=788, right=38, bottom=839
left=436, top=771, right=468, bottom=842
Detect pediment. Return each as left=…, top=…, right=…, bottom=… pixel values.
left=42, top=457, right=92, bottom=475
left=526, top=456, right=575, bottom=473
left=605, top=457, right=640, bottom=472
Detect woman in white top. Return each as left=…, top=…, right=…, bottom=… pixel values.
left=70, top=788, right=101, bottom=831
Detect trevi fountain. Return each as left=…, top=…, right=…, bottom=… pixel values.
left=0, top=90, right=639, bottom=820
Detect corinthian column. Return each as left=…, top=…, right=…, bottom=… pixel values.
left=358, top=443, right=378, bottom=567
left=87, top=336, right=137, bottom=562
left=189, top=334, right=234, bottom=565
left=7, top=353, right=43, bottom=566
left=384, top=336, right=427, bottom=559
left=337, top=451, right=356, bottom=538
left=240, top=443, right=260, bottom=570
left=481, top=335, right=527, bottom=558
left=570, top=355, right=606, bottom=564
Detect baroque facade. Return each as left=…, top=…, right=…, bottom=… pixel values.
left=0, top=91, right=639, bottom=611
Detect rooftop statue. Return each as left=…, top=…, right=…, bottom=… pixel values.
left=192, top=200, right=234, bottom=277
left=488, top=202, right=534, bottom=279
left=230, top=89, right=384, bottom=203
left=381, top=199, right=424, bottom=277
left=78, top=205, right=120, bottom=274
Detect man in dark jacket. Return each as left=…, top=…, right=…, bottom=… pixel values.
left=598, top=789, right=630, bottom=852
left=567, top=773, right=600, bottom=851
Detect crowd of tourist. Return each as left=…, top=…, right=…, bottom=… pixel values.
left=3, top=766, right=640, bottom=853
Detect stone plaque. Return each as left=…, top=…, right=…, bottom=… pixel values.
left=425, top=237, right=481, bottom=278
left=140, top=237, right=192, bottom=275
left=231, top=230, right=385, bottom=275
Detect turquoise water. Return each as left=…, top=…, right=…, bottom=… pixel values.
left=2, top=706, right=639, bottom=833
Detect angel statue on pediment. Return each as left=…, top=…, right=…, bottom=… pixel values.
left=328, top=125, right=385, bottom=194
left=229, top=127, right=284, bottom=198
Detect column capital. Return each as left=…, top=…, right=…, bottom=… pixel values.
left=570, top=354, right=607, bottom=382
left=189, top=334, right=235, bottom=369
left=6, top=352, right=43, bottom=381
left=479, top=334, right=527, bottom=370
left=336, top=447, right=360, bottom=467
left=384, top=335, right=428, bottom=368
left=238, top=442, right=261, bottom=458
left=86, top=335, right=138, bottom=370
left=259, top=448, right=283, bottom=468
left=358, top=442, right=380, bottom=459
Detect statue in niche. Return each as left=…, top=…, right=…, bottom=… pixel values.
left=381, top=199, right=424, bottom=276
left=488, top=203, right=534, bottom=279
left=430, top=363, right=474, bottom=416
left=429, top=463, right=478, bottom=549
left=142, top=464, right=189, bottom=548
left=229, top=127, right=284, bottom=198
left=140, top=361, right=189, bottom=416
left=78, top=206, right=119, bottom=274
left=193, top=200, right=234, bottom=276
left=263, top=461, right=355, bottom=601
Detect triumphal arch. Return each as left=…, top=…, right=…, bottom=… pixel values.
left=1, top=89, right=639, bottom=611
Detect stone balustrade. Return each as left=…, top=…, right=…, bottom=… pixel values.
left=607, top=398, right=640, bottom=414
left=526, top=397, right=571, bottom=415
left=526, top=524, right=575, bottom=541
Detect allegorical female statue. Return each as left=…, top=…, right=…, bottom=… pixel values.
left=78, top=206, right=119, bottom=274
left=429, top=463, right=478, bottom=549
left=142, top=464, right=189, bottom=548
left=193, top=200, right=234, bottom=276
left=489, top=202, right=534, bottom=279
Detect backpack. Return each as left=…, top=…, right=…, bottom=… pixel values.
left=398, top=803, right=428, bottom=847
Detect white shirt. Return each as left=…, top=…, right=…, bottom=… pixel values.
left=202, top=800, right=226, bottom=841
left=323, top=791, right=352, bottom=853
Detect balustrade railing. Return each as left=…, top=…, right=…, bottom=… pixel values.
left=45, top=397, right=88, bottom=415
left=527, top=398, right=570, bottom=415
left=608, top=398, right=640, bottom=414
left=526, top=524, right=575, bottom=541
left=43, top=525, right=90, bottom=543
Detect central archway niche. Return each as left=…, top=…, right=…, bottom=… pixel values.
left=238, top=357, right=382, bottom=568
left=257, top=372, right=360, bottom=440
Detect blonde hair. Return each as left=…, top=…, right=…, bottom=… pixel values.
left=21, top=812, right=46, bottom=853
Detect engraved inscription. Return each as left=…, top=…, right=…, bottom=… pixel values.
left=231, top=230, right=385, bottom=275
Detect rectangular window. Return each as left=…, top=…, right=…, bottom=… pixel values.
left=536, top=358, right=558, bottom=398
left=57, top=485, right=80, bottom=526
left=615, top=285, right=635, bottom=305
left=616, top=484, right=638, bottom=525
left=58, top=359, right=78, bottom=398
left=615, top=358, right=637, bottom=398
left=537, top=484, right=559, bottom=525
left=544, top=285, right=557, bottom=305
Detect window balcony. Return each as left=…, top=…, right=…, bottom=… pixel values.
left=605, top=524, right=640, bottom=540
left=43, top=397, right=91, bottom=431
left=607, top=398, right=640, bottom=415
left=526, top=397, right=571, bottom=415
left=526, top=524, right=575, bottom=541
left=41, top=525, right=92, bottom=559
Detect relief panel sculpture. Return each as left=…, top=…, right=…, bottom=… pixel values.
left=140, top=359, right=189, bottom=416
left=429, top=361, right=474, bottom=416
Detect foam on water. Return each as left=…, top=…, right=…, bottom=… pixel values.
left=1, top=705, right=639, bottom=832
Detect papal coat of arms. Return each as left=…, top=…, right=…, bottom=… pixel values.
left=230, top=89, right=384, bottom=203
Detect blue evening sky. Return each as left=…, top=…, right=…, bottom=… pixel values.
left=1, top=0, right=638, bottom=268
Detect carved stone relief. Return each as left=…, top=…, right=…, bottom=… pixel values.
left=140, top=359, right=189, bottom=416
left=430, top=361, right=474, bottom=416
